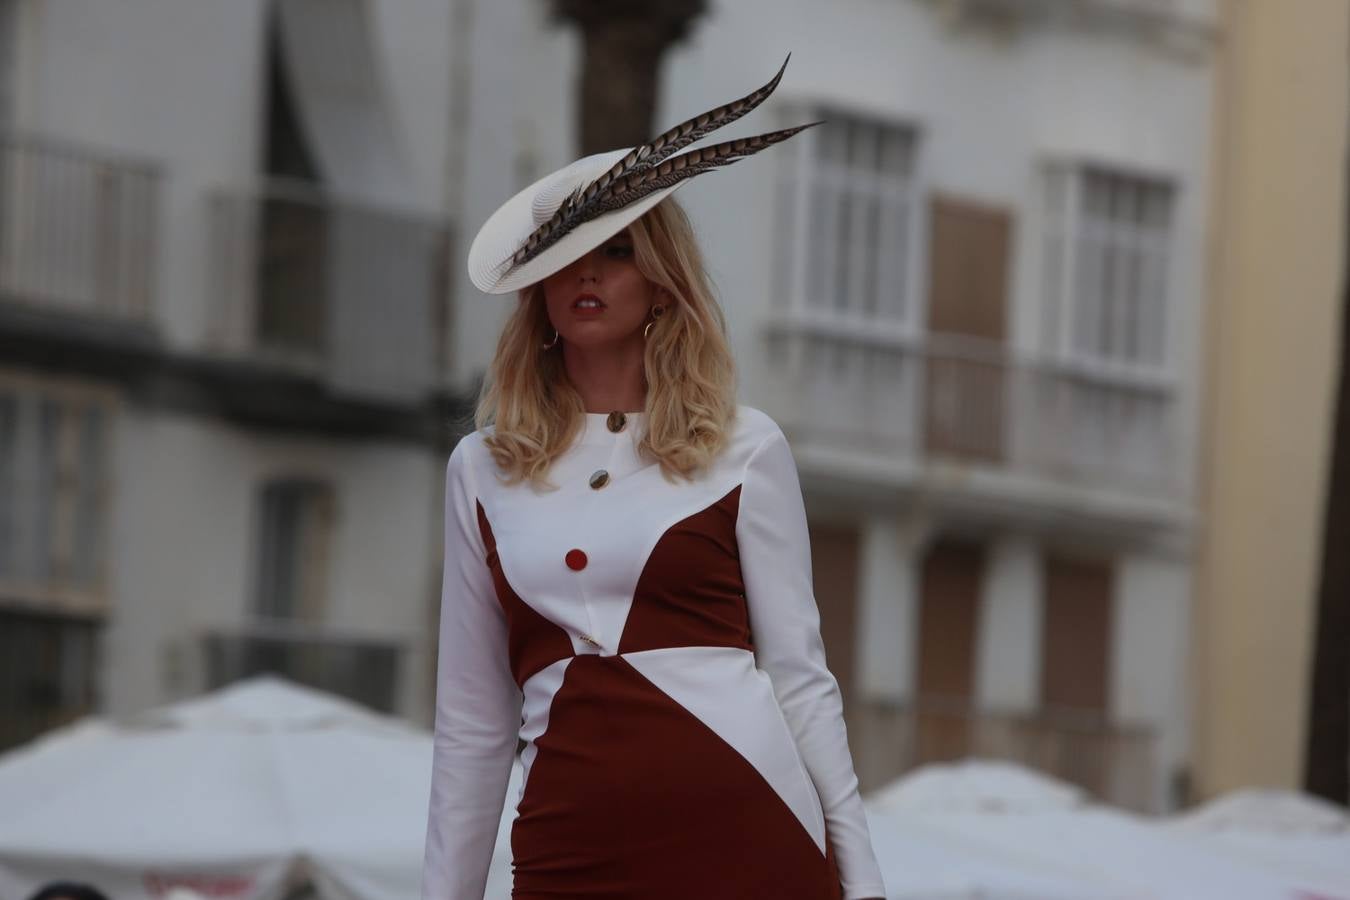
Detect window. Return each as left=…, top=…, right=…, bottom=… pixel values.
left=0, top=609, right=100, bottom=751
left=255, top=10, right=326, bottom=355
left=0, top=373, right=113, bottom=607
left=254, top=478, right=335, bottom=623
left=1043, top=163, right=1174, bottom=372
left=205, top=475, right=400, bottom=712
left=777, top=109, right=920, bottom=326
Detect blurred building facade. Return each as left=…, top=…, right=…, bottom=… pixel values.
left=0, top=0, right=464, bottom=747
left=723, top=0, right=1214, bottom=814
left=1192, top=0, right=1348, bottom=800
left=1, top=0, right=1225, bottom=815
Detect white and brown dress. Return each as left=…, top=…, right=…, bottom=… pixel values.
left=422, top=405, right=887, bottom=900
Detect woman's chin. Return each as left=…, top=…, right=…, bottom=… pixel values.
left=559, top=325, right=643, bottom=352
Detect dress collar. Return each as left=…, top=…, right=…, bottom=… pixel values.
left=578, top=410, right=646, bottom=444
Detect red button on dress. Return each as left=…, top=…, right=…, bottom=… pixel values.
left=565, top=549, right=588, bottom=571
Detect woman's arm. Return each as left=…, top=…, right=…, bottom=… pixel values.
left=736, top=425, right=888, bottom=900
left=422, top=438, right=522, bottom=900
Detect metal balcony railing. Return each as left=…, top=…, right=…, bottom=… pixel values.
left=936, top=0, right=1217, bottom=31
left=0, top=133, right=160, bottom=319
left=848, top=697, right=1158, bottom=811
left=207, top=180, right=451, bottom=404
left=766, top=323, right=1177, bottom=498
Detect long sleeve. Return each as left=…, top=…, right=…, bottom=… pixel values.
left=736, top=426, right=887, bottom=900
left=422, top=438, right=522, bottom=900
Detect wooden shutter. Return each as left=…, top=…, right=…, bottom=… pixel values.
left=1040, top=554, right=1113, bottom=716
left=916, top=538, right=985, bottom=763
left=924, top=194, right=1013, bottom=462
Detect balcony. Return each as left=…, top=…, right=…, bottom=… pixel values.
left=930, top=0, right=1217, bottom=36
left=848, top=698, right=1158, bottom=812
left=206, top=180, right=451, bottom=407
left=0, top=133, right=160, bottom=322
left=203, top=620, right=403, bottom=714
left=764, top=321, right=1183, bottom=529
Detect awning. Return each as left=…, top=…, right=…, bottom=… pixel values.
left=273, top=0, right=420, bottom=209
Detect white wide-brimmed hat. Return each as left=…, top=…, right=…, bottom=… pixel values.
left=466, top=56, right=815, bottom=295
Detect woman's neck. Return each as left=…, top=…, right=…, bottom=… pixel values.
left=562, top=339, right=647, bottom=413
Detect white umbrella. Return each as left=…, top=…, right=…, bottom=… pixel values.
left=1166, top=789, right=1350, bottom=895
left=864, top=761, right=1120, bottom=899
left=868, top=759, right=1085, bottom=816
left=0, top=676, right=461, bottom=900
left=864, top=759, right=1350, bottom=900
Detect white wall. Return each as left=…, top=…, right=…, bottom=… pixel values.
left=976, top=534, right=1042, bottom=712
left=104, top=411, right=438, bottom=720
left=1113, top=548, right=1191, bottom=808
left=446, top=0, right=578, bottom=388
left=855, top=512, right=928, bottom=703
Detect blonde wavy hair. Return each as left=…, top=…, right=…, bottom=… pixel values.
left=474, top=198, right=737, bottom=489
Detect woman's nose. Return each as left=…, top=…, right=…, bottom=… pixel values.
left=574, top=249, right=600, bottom=282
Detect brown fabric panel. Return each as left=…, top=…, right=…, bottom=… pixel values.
left=618, top=486, right=754, bottom=654
left=476, top=501, right=575, bottom=687
left=809, top=523, right=860, bottom=705
left=512, top=655, right=841, bottom=899
left=1041, top=555, right=1113, bottom=715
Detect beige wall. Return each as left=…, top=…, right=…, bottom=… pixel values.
left=1193, top=0, right=1348, bottom=797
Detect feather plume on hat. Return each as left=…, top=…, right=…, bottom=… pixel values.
left=466, top=55, right=818, bottom=295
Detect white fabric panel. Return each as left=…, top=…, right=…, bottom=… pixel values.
left=274, top=0, right=419, bottom=209
left=623, top=645, right=827, bottom=853
left=517, top=657, right=572, bottom=802
left=423, top=444, right=523, bottom=900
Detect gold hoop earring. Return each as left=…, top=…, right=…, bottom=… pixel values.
left=643, top=304, right=666, bottom=340
left=541, top=327, right=560, bottom=350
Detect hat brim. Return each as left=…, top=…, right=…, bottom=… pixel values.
left=466, top=149, right=688, bottom=295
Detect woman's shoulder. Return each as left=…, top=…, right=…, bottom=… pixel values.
left=445, top=426, right=493, bottom=479
left=729, top=404, right=785, bottom=443
left=725, top=404, right=789, bottom=461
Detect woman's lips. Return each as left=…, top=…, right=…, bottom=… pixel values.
left=571, top=293, right=606, bottom=316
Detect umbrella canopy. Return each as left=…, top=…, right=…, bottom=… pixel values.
left=864, top=760, right=1350, bottom=900
left=867, top=759, right=1085, bottom=816
left=1165, top=789, right=1350, bottom=895
left=0, top=676, right=484, bottom=900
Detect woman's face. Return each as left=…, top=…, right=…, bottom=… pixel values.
left=540, top=228, right=660, bottom=351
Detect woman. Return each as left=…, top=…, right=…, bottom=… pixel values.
left=423, top=59, right=886, bottom=900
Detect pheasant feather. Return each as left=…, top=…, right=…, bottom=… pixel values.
left=581, top=123, right=819, bottom=217
left=594, top=54, right=791, bottom=186
left=502, top=56, right=811, bottom=275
